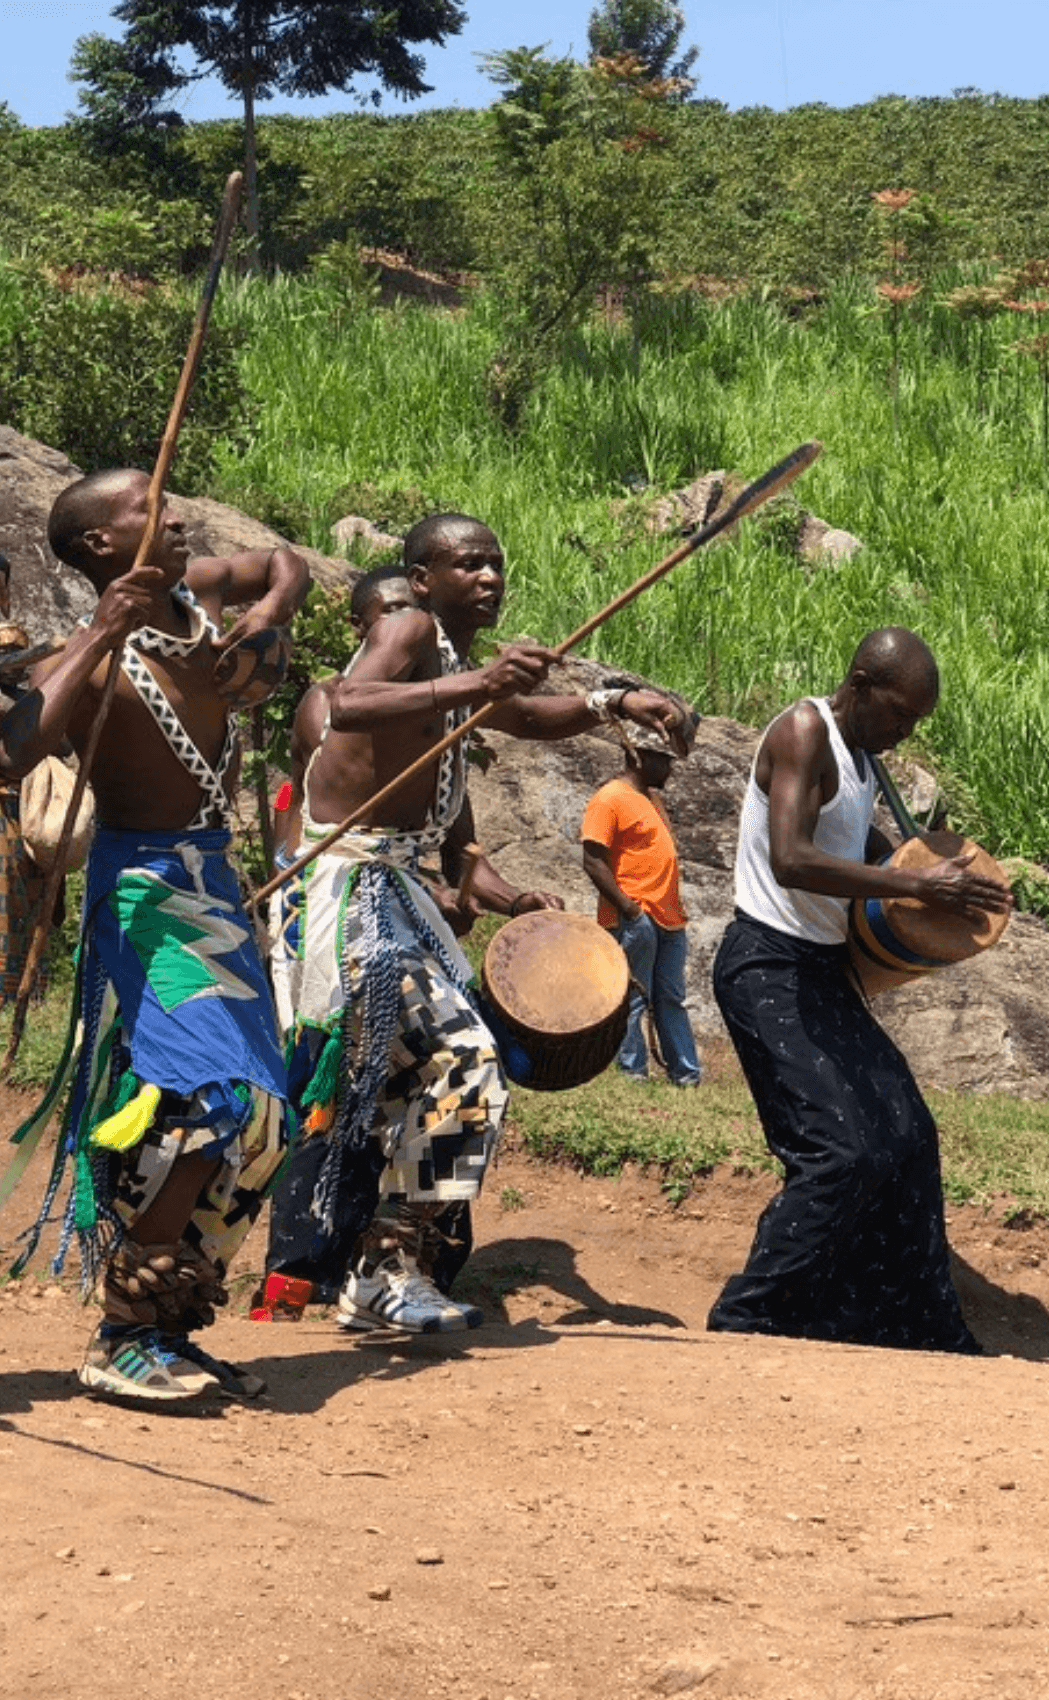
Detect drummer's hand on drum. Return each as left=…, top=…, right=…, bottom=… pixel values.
left=916, top=852, right=1015, bottom=916
left=619, top=691, right=693, bottom=757
left=478, top=643, right=554, bottom=701
left=509, top=889, right=565, bottom=914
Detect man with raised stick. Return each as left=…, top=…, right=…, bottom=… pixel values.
left=266, top=510, right=688, bottom=1334
left=3, top=467, right=309, bottom=1404
left=707, top=626, right=1012, bottom=1353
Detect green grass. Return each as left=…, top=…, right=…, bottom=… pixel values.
left=203, top=274, right=1049, bottom=863
left=509, top=1068, right=770, bottom=1184
left=508, top=1066, right=1049, bottom=1217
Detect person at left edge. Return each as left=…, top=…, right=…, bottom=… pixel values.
left=1, top=468, right=309, bottom=1408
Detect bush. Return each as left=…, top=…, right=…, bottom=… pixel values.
left=0, top=266, right=247, bottom=489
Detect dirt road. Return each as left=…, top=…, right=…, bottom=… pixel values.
left=2, top=1090, right=1049, bottom=1700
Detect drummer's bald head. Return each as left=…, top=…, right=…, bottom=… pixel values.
left=848, top=628, right=939, bottom=700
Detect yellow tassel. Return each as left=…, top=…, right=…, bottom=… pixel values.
left=90, top=1083, right=162, bottom=1152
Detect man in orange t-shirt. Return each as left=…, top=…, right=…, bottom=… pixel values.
left=581, top=726, right=702, bottom=1085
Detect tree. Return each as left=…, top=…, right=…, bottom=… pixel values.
left=71, top=0, right=466, bottom=264
left=480, top=46, right=675, bottom=428
left=586, top=0, right=698, bottom=94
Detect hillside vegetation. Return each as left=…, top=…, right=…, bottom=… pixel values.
left=2, top=91, right=1049, bottom=864
left=4, top=92, right=1049, bottom=280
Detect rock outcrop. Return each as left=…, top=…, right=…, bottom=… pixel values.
left=647, top=467, right=863, bottom=568
left=0, top=424, right=353, bottom=645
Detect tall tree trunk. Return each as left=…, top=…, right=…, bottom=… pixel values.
left=242, top=50, right=260, bottom=272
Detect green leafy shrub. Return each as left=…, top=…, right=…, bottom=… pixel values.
left=0, top=267, right=246, bottom=489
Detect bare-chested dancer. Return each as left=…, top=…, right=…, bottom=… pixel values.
left=266, top=511, right=687, bottom=1334
left=3, top=468, right=309, bottom=1406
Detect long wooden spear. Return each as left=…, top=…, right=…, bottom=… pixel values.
left=251, top=438, right=823, bottom=912
left=0, top=172, right=244, bottom=1079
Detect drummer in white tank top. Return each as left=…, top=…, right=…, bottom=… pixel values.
left=732, top=632, right=1011, bottom=928
left=736, top=697, right=874, bottom=944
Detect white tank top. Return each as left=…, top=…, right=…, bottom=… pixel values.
left=735, top=696, right=875, bottom=945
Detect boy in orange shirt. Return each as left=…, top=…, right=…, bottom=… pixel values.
left=581, top=724, right=702, bottom=1085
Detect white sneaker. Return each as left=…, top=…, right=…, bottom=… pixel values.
left=337, top=1254, right=482, bottom=1334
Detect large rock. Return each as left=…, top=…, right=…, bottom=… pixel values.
left=330, top=514, right=401, bottom=556
left=0, top=426, right=95, bottom=638
left=0, top=423, right=354, bottom=644
left=470, top=657, right=1049, bottom=1099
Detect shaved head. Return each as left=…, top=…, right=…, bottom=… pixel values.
left=48, top=468, right=143, bottom=574
left=847, top=627, right=938, bottom=699
left=404, top=512, right=496, bottom=569
left=349, top=562, right=413, bottom=621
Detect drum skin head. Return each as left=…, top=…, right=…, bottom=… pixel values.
left=883, top=831, right=1010, bottom=957
left=848, top=830, right=1011, bottom=996
left=213, top=626, right=292, bottom=708
left=483, top=911, right=629, bottom=1036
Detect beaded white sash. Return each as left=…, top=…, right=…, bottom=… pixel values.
left=84, top=584, right=236, bottom=830
left=126, top=581, right=220, bottom=659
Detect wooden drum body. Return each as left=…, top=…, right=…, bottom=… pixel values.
left=213, top=625, right=292, bottom=708
left=848, top=830, right=1011, bottom=997
left=481, top=910, right=630, bottom=1091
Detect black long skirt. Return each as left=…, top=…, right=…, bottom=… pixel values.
left=707, top=913, right=979, bottom=1353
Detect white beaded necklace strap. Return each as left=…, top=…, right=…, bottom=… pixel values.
left=431, top=616, right=468, bottom=833
left=301, top=615, right=467, bottom=841
left=121, top=645, right=236, bottom=829
left=125, top=582, right=220, bottom=660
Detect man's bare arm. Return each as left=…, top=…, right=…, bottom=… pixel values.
left=187, top=545, right=310, bottom=648
left=489, top=687, right=688, bottom=745
left=329, top=614, right=553, bottom=730
left=289, top=678, right=336, bottom=800
left=437, top=800, right=563, bottom=926
left=766, top=706, right=1011, bottom=915
left=582, top=839, right=642, bottom=921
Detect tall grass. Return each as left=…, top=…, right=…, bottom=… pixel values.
left=207, top=273, right=1049, bottom=859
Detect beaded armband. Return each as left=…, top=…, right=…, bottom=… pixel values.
left=585, top=687, right=629, bottom=723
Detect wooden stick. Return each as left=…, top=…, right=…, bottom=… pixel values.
left=456, top=842, right=482, bottom=908
left=0, top=173, right=243, bottom=1080
left=251, top=439, right=823, bottom=910
left=251, top=705, right=276, bottom=874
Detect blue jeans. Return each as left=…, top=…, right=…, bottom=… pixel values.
left=612, top=913, right=702, bottom=1085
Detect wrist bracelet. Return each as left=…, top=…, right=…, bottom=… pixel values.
left=585, top=687, right=628, bottom=723
left=509, top=893, right=526, bottom=918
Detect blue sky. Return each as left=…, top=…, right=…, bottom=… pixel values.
left=2, top=0, right=1048, bottom=127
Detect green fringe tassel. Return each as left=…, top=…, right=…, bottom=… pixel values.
left=73, top=1144, right=96, bottom=1233
left=299, top=1025, right=342, bottom=1113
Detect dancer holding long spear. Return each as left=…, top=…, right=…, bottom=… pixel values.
left=1, top=177, right=311, bottom=1407
left=263, top=444, right=819, bottom=1334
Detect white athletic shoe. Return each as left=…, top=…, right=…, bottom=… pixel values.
left=337, top=1253, right=483, bottom=1334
